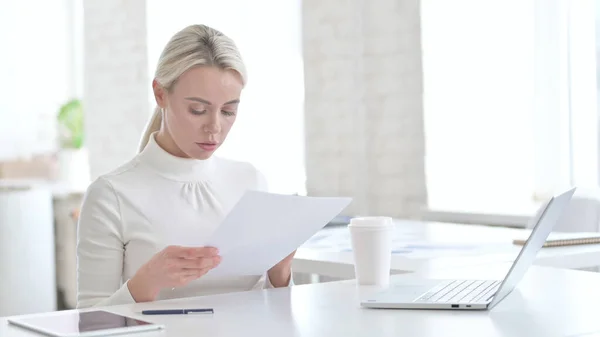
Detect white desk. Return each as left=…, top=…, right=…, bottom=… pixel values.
left=2, top=264, right=600, bottom=337
left=293, top=220, right=600, bottom=279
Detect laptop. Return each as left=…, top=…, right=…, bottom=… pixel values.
left=360, top=187, right=576, bottom=310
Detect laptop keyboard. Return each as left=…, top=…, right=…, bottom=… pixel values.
left=414, top=280, right=501, bottom=304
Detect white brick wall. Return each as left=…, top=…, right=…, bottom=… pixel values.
left=302, top=0, right=427, bottom=218
left=83, top=0, right=150, bottom=179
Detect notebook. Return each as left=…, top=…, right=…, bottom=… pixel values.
left=513, top=232, right=600, bottom=247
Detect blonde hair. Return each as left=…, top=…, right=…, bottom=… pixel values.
left=138, top=24, right=247, bottom=152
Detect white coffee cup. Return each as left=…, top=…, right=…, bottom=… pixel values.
left=348, top=216, right=393, bottom=286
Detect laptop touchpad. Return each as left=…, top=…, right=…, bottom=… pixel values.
left=369, top=280, right=444, bottom=301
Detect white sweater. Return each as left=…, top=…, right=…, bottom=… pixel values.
left=76, top=133, right=288, bottom=308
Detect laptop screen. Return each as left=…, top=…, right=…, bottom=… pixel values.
left=489, top=188, right=575, bottom=308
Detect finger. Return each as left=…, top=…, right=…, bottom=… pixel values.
left=177, top=256, right=221, bottom=270
left=183, top=247, right=219, bottom=258
left=163, top=246, right=218, bottom=259
left=172, top=272, right=202, bottom=287
left=172, top=267, right=213, bottom=286
left=279, top=250, right=296, bottom=262
left=162, top=245, right=185, bottom=258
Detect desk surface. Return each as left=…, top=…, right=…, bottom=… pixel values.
left=2, top=264, right=599, bottom=337
left=293, top=220, right=600, bottom=278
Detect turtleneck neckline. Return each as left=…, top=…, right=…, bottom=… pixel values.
left=137, top=132, right=215, bottom=182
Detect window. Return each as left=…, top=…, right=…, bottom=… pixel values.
left=146, top=0, right=306, bottom=195
left=0, top=0, right=74, bottom=160
left=421, top=0, right=598, bottom=225
left=566, top=0, right=598, bottom=189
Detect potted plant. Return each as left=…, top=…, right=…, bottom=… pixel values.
left=56, top=98, right=90, bottom=189
left=58, top=99, right=84, bottom=150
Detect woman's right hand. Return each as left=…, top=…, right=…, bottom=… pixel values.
left=127, top=245, right=221, bottom=302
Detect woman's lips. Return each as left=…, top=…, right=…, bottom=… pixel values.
left=196, top=142, right=218, bottom=151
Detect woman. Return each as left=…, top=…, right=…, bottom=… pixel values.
left=76, top=24, right=294, bottom=309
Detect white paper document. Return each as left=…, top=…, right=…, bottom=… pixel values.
left=204, top=191, right=352, bottom=276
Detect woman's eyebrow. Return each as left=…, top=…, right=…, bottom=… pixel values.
left=185, top=97, right=240, bottom=105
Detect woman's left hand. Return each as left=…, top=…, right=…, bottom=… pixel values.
left=267, top=250, right=296, bottom=287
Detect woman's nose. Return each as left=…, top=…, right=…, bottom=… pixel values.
left=204, top=121, right=221, bottom=134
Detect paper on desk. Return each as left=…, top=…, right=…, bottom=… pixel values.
left=204, top=190, right=352, bottom=276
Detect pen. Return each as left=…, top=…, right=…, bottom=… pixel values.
left=141, top=308, right=214, bottom=315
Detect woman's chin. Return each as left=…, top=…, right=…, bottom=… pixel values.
left=187, top=147, right=216, bottom=160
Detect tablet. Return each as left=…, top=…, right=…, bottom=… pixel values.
left=7, top=309, right=165, bottom=337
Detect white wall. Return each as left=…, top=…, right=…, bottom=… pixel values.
left=302, top=0, right=427, bottom=217
left=83, top=0, right=150, bottom=179
left=0, top=0, right=72, bottom=160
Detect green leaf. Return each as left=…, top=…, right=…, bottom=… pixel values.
left=57, top=98, right=85, bottom=149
